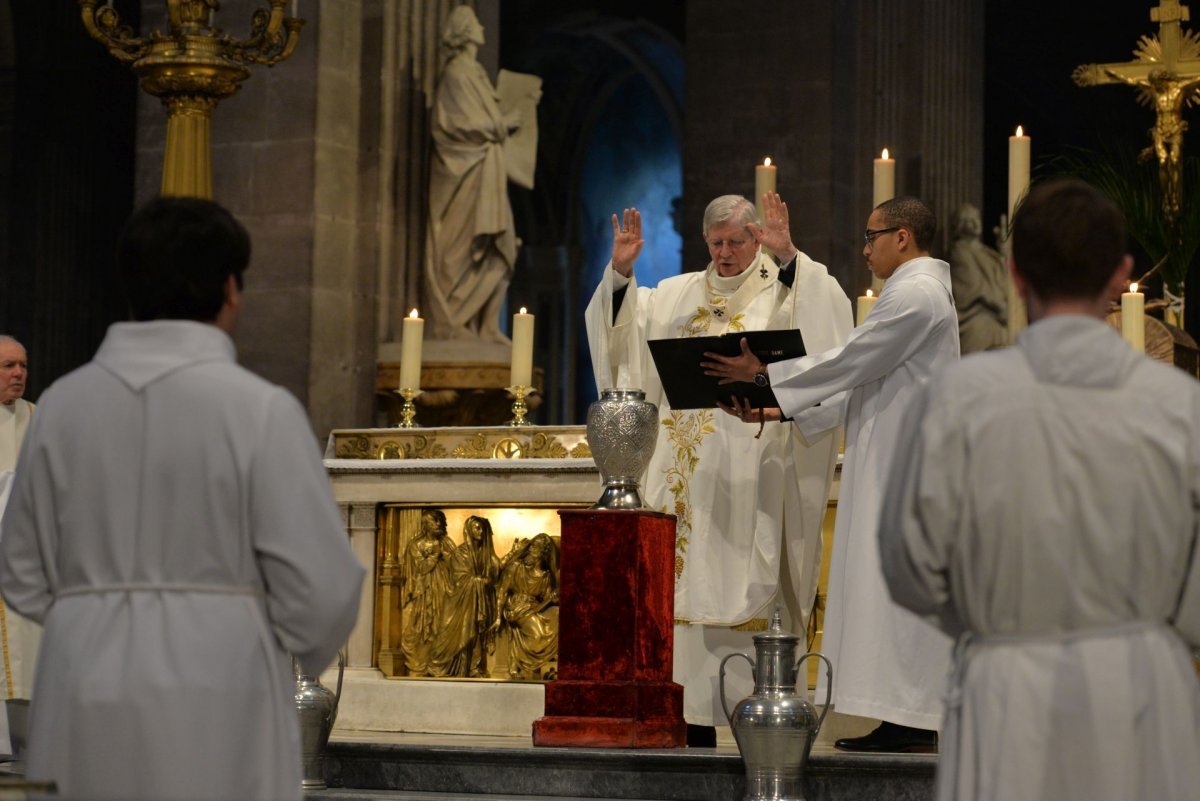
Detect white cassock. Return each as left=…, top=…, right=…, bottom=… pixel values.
left=768, top=255, right=959, bottom=730
left=879, top=315, right=1200, bottom=801
left=585, top=249, right=852, bottom=725
left=0, top=396, right=40, bottom=754
left=0, top=321, right=366, bottom=801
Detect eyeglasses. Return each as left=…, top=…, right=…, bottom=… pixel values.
left=863, top=226, right=901, bottom=247
left=705, top=237, right=751, bottom=251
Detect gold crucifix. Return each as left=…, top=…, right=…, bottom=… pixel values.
left=1073, top=0, right=1200, bottom=225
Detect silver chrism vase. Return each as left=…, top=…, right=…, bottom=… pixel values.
left=720, top=609, right=832, bottom=801
left=585, top=388, right=658, bottom=509
left=294, top=649, right=345, bottom=790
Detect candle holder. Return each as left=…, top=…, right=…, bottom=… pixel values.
left=394, top=388, right=422, bottom=428
left=507, top=385, right=533, bottom=427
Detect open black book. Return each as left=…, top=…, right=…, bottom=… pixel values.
left=647, top=329, right=805, bottom=410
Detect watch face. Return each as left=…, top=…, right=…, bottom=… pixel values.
left=754, top=372, right=769, bottom=387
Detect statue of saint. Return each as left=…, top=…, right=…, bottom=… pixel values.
left=493, top=533, right=559, bottom=681
left=428, top=515, right=501, bottom=678
left=425, top=5, right=534, bottom=342
left=400, top=509, right=455, bottom=676
left=948, top=203, right=1009, bottom=354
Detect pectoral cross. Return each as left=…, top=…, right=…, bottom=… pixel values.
left=1073, top=0, right=1200, bottom=225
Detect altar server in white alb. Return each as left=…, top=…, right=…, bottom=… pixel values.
left=0, top=197, right=366, bottom=801
left=879, top=179, right=1200, bottom=801
left=585, top=193, right=852, bottom=730
left=705, top=196, right=958, bottom=752
left=0, top=334, right=40, bottom=754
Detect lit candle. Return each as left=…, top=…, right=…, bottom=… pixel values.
left=1008, top=125, right=1031, bottom=222
left=291, top=0, right=298, bottom=17
left=873, top=148, right=895, bottom=208
left=399, top=308, right=424, bottom=390
left=755, top=157, right=778, bottom=222
left=856, top=289, right=877, bottom=326
left=510, top=307, right=535, bottom=388
left=1121, top=282, right=1145, bottom=352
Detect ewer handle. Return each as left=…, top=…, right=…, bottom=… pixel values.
left=718, top=652, right=755, bottom=725
left=795, top=651, right=833, bottom=744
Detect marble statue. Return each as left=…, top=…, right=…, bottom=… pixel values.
left=949, top=203, right=1009, bottom=354
left=494, top=533, right=559, bottom=680
left=424, top=5, right=539, bottom=342
left=429, top=515, right=501, bottom=678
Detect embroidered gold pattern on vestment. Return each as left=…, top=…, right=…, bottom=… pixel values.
left=660, top=409, right=715, bottom=578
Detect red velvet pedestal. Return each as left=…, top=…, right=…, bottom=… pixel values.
left=533, top=509, right=686, bottom=748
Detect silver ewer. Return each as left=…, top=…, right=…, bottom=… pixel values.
left=585, top=388, right=659, bottom=509
left=720, top=609, right=833, bottom=801
left=294, top=649, right=345, bottom=791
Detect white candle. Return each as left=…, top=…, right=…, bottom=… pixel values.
left=873, top=148, right=895, bottom=207
left=755, top=157, right=778, bottom=222
left=399, top=308, right=424, bottom=390
left=510, top=307, right=535, bottom=388
left=291, top=0, right=298, bottom=17
left=1008, top=125, right=1031, bottom=222
left=856, top=289, right=877, bottom=326
left=1121, top=282, right=1145, bottom=352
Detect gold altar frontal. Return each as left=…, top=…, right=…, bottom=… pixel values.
left=324, top=425, right=600, bottom=736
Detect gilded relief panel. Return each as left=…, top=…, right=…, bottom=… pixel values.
left=375, top=504, right=581, bottom=682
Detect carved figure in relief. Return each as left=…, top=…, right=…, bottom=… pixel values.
left=493, top=533, right=559, bottom=680
left=428, top=515, right=501, bottom=678
left=400, top=508, right=455, bottom=676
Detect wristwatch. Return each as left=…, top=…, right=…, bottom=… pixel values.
left=753, top=363, right=770, bottom=388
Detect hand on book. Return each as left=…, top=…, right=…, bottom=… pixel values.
left=701, top=336, right=763, bottom=384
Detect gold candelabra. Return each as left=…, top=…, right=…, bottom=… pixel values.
left=507, top=385, right=532, bottom=427
left=395, top=388, right=421, bottom=428
left=78, top=0, right=304, bottom=198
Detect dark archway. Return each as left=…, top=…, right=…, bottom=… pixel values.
left=502, top=5, right=684, bottom=423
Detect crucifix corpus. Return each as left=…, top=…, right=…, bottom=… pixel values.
left=1073, top=0, right=1200, bottom=227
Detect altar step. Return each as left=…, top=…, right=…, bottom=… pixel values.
left=311, top=733, right=935, bottom=801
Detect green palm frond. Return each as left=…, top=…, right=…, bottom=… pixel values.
left=1039, top=144, right=1200, bottom=294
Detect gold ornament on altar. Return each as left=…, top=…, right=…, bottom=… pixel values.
left=78, top=0, right=304, bottom=198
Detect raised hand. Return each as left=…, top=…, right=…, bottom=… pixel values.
left=747, top=192, right=798, bottom=264
left=611, top=208, right=644, bottom=278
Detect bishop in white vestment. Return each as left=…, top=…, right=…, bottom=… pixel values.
left=705, top=197, right=958, bottom=748
left=880, top=180, right=1200, bottom=801
left=585, top=194, right=852, bottom=726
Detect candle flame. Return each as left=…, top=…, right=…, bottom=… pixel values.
left=1130, top=282, right=1139, bottom=293
left=409, top=308, right=419, bottom=318
left=519, top=307, right=528, bottom=314
left=1016, top=125, right=1024, bottom=137
left=881, top=148, right=890, bottom=159
left=763, top=157, right=772, bottom=167
left=866, top=289, right=874, bottom=298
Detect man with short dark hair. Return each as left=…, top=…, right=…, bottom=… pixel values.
left=878, top=179, right=1200, bottom=801
left=705, top=195, right=959, bottom=752
left=0, top=197, right=365, bottom=800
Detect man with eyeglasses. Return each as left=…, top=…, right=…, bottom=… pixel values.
left=584, top=193, right=852, bottom=742
left=704, top=196, right=959, bottom=753
left=878, top=180, right=1200, bottom=801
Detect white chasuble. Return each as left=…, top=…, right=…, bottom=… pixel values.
left=585, top=249, right=852, bottom=725
left=880, top=316, right=1200, bottom=801
left=769, top=256, right=960, bottom=730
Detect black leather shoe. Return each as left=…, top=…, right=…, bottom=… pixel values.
left=834, top=721, right=937, bottom=754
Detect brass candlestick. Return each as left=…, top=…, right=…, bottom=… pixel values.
left=395, top=388, right=421, bottom=428
left=78, top=0, right=304, bottom=198
left=507, top=385, right=532, bottom=427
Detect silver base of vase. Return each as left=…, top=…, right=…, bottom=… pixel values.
left=592, top=481, right=645, bottom=510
